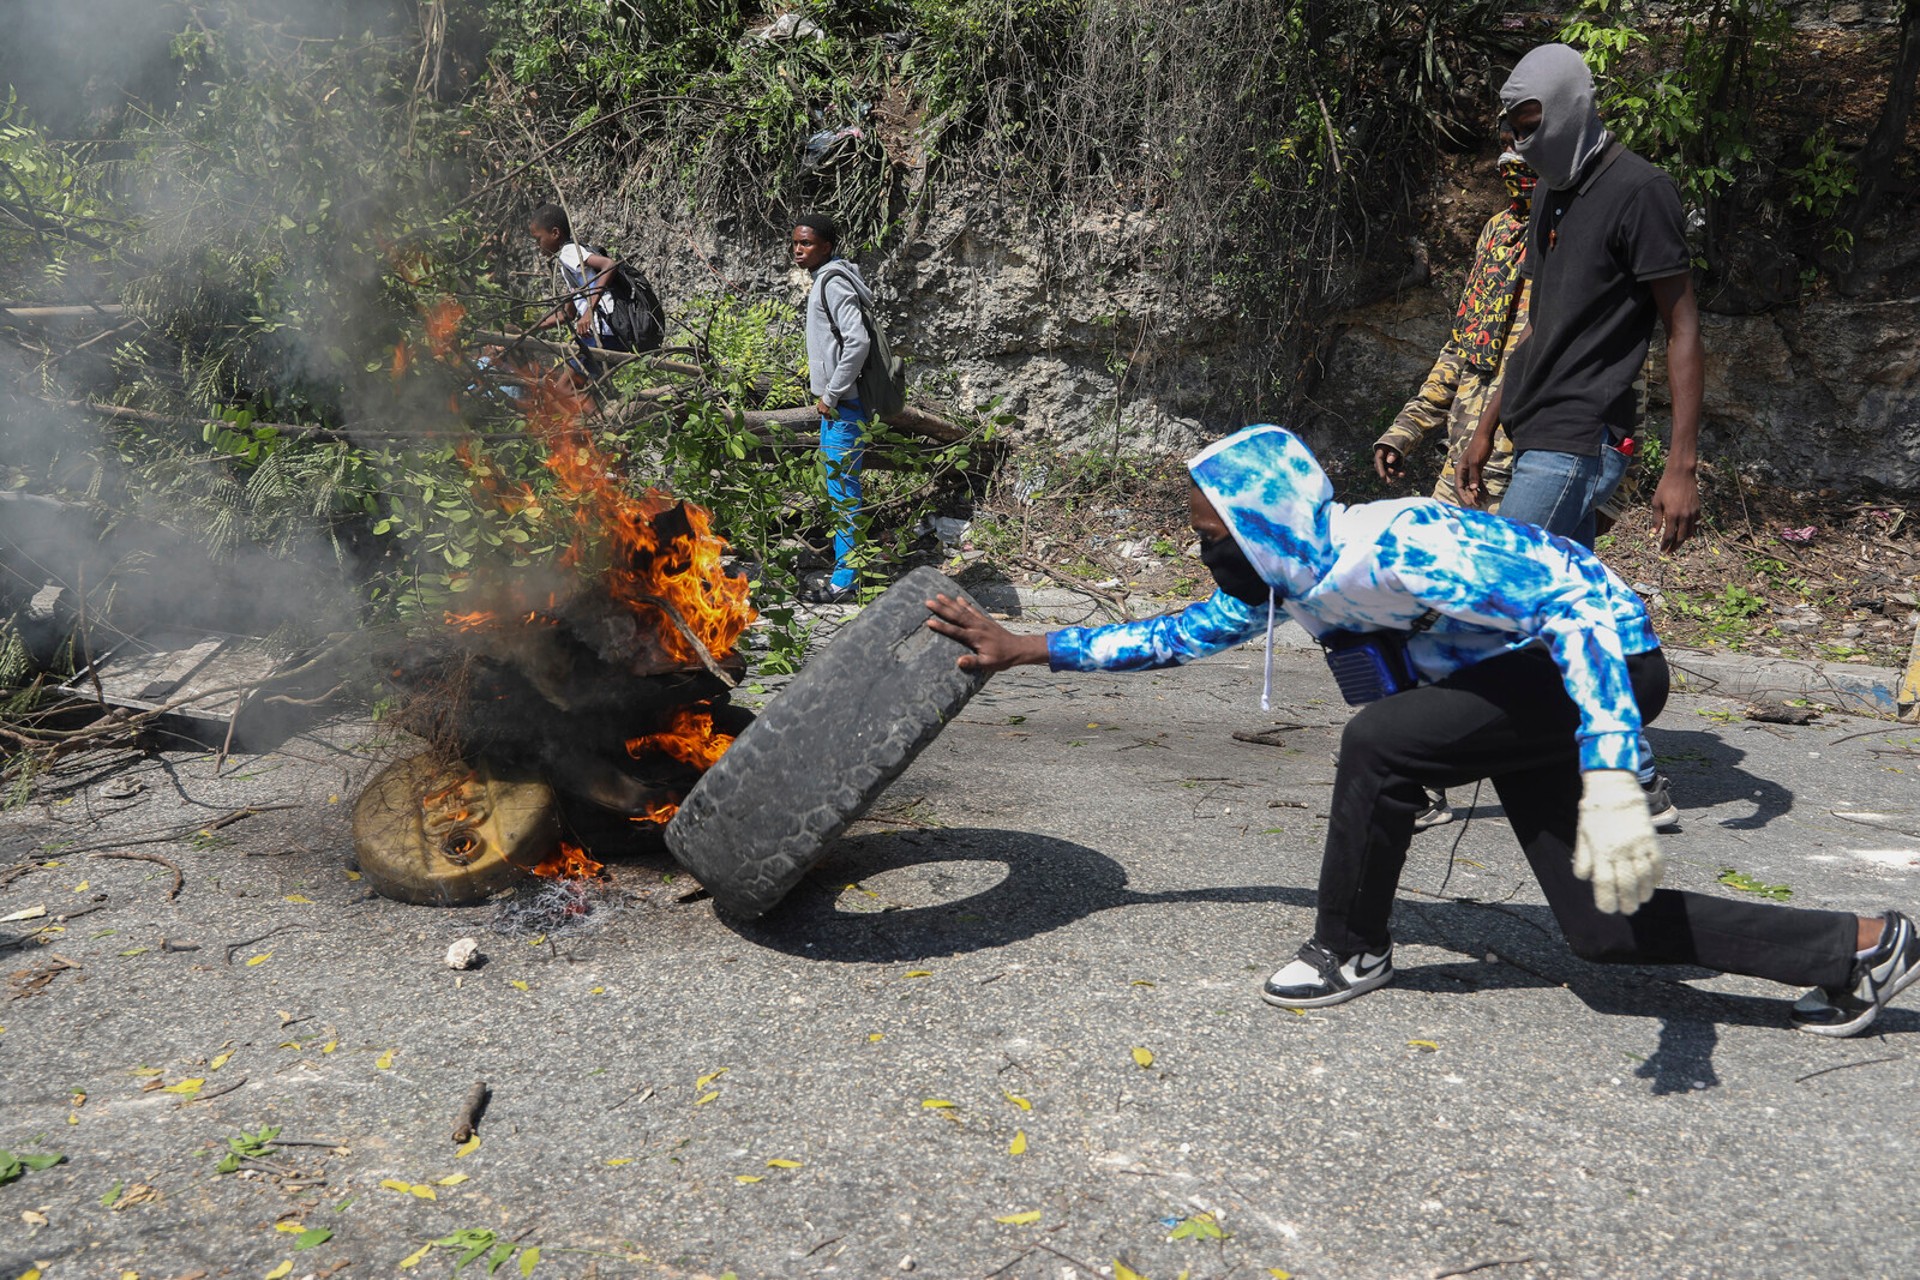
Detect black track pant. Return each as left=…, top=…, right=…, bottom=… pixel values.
left=1313, top=647, right=1856, bottom=990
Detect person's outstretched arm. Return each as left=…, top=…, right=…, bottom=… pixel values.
left=927, top=590, right=1263, bottom=675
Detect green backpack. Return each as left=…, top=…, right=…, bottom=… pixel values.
left=819, top=263, right=906, bottom=417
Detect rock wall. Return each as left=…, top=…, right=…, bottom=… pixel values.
left=586, top=192, right=1264, bottom=458
left=575, top=178, right=1917, bottom=496
left=1310, top=224, right=1920, bottom=495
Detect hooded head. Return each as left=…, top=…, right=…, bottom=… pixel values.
left=1187, top=425, right=1335, bottom=604
left=1500, top=43, right=1611, bottom=191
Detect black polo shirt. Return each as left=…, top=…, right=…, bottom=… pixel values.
left=1503, top=145, right=1690, bottom=456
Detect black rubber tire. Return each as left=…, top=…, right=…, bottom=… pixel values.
left=665, top=566, right=988, bottom=917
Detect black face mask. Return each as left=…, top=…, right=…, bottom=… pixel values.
left=1198, top=535, right=1270, bottom=606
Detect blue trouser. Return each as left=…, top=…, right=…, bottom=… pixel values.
left=1498, top=443, right=1653, bottom=781
left=821, top=399, right=869, bottom=590
left=568, top=329, right=605, bottom=382
left=1495, top=445, right=1631, bottom=550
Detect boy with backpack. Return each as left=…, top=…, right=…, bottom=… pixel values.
left=526, top=202, right=663, bottom=388
left=791, top=213, right=903, bottom=605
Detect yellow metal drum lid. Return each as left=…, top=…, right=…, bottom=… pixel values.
left=352, top=753, right=560, bottom=906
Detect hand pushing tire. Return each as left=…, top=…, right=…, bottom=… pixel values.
left=664, top=566, right=988, bottom=917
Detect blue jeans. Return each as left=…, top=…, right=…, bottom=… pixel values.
left=1496, top=445, right=1630, bottom=550
left=1498, top=444, right=1652, bottom=781
left=821, top=399, right=869, bottom=590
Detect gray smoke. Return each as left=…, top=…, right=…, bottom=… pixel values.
left=0, top=1, right=458, bottom=671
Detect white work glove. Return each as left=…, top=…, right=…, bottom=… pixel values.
left=1573, top=768, right=1664, bottom=915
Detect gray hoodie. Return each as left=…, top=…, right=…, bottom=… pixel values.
left=805, top=259, right=872, bottom=412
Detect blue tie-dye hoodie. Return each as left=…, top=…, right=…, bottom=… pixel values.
left=1045, top=425, right=1660, bottom=773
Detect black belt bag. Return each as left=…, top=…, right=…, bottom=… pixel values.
left=1321, top=609, right=1439, bottom=706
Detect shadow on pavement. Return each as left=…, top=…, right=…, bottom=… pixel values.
left=728, top=826, right=1317, bottom=962
left=1647, top=727, right=1795, bottom=830
left=723, top=826, right=1918, bottom=1072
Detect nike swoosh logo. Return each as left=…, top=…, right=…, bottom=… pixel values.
left=1351, top=952, right=1390, bottom=979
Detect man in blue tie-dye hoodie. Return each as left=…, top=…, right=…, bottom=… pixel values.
left=926, top=425, right=1917, bottom=1037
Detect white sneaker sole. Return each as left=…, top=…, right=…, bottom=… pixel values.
left=1793, top=942, right=1920, bottom=1037
left=1260, top=966, right=1394, bottom=1010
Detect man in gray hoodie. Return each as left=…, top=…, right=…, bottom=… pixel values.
left=792, top=214, right=872, bottom=604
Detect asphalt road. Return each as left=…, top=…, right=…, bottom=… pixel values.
left=3, top=639, right=1918, bottom=1280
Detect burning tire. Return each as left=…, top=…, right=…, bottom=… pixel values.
left=665, top=566, right=988, bottom=918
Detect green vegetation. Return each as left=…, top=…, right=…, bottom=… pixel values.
left=1717, top=866, right=1793, bottom=900
left=1, top=0, right=1912, bottom=705
left=1558, top=0, right=1897, bottom=281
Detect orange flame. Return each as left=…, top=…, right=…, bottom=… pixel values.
left=516, top=373, right=756, bottom=668
left=626, top=705, right=735, bottom=773
left=425, top=298, right=466, bottom=361
left=444, top=610, right=496, bottom=631
left=528, top=840, right=605, bottom=881
left=631, top=799, right=680, bottom=825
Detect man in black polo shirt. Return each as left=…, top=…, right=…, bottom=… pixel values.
left=1457, top=43, right=1704, bottom=555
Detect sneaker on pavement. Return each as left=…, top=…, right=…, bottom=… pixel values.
left=1262, top=939, right=1395, bottom=1009
left=1414, top=787, right=1453, bottom=831
left=1642, top=773, right=1680, bottom=832
left=1790, top=910, right=1920, bottom=1037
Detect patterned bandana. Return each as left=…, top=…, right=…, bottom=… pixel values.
left=1499, top=153, right=1538, bottom=209
left=1449, top=160, right=1532, bottom=367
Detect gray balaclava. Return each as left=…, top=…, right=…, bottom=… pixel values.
left=1500, top=43, right=1612, bottom=191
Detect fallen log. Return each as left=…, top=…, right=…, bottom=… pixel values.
left=467, top=328, right=702, bottom=376
left=467, top=329, right=976, bottom=444
left=48, top=399, right=343, bottom=442
left=1, top=304, right=126, bottom=319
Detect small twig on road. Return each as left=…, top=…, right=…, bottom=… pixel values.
left=1433, top=1260, right=1536, bottom=1279
left=451, top=1079, right=491, bottom=1143
left=91, top=849, right=183, bottom=900
left=1231, top=726, right=1307, bottom=747
left=56, top=895, right=112, bottom=922
left=0, top=860, right=46, bottom=888
left=1035, top=1244, right=1106, bottom=1276
left=273, top=1137, right=351, bottom=1150
left=1014, top=554, right=1133, bottom=619
left=802, top=1236, right=844, bottom=1258
left=606, top=1083, right=654, bottom=1112
left=192, top=1076, right=248, bottom=1104
left=981, top=1248, right=1035, bottom=1280
left=1795, top=1056, right=1901, bottom=1085
left=1828, top=725, right=1902, bottom=746
left=60, top=803, right=299, bottom=856
left=224, top=922, right=317, bottom=964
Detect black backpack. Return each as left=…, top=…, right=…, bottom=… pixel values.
left=599, top=253, right=665, bottom=354
left=561, top=246, right=665, bottom=354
